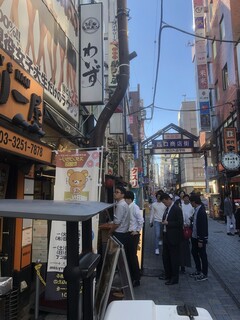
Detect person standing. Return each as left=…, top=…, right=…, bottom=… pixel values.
left=189, top=194, right=208, bottom=281
left=158, top=193, right=183, bottom=285
left=125, top=191, right=144, bottom=287
left=149, top=192, right=166, bottom=255
left=109, top=186, right=130, bottom=248
left=235, top=203, right=240, bottom=237
left=224, top=192, right=236, bottom=236
left=175, top=190, right=186, bottom=208
left=180, top=194, right=194, bottom=273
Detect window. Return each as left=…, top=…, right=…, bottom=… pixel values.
left=193, top=167, right=204, bottom=178
left=209, top=2, right=213, bottom=21
left=215, top=80, right=219, bottom=101
left=212, top=40, right=217, bottom=59
left=236, top=43, right=240, bottom=86
left=222, top=64, right=228, bottom=90
left=219, top=16, right=225, bottom=41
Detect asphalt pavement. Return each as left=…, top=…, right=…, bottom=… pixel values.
left=20, top=213, right=240, bottom=320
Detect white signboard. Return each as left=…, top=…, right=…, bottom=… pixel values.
left=222, top=152, right=240, bottom=170
left=80, top=3, right=104, bottom=104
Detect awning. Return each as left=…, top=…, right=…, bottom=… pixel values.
left=230, top=175, right=240, bottom=183
left=44, top=102, right=83, bottom=138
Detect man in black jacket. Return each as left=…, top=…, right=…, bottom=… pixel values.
left=189, top=194, right=208, bottom=281
left=158, top=193, right=183, bottom=285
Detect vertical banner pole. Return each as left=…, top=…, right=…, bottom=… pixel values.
left=82, top=219, right=93, bottom=320
left=66, top=221, right=80, bottom=320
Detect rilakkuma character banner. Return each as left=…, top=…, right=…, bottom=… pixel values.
left=46, top=149, right=102, bottom=300
left=54, top=149, right=101, bottom=201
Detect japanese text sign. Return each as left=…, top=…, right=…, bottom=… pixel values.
left=224, top=127, right=237, bottom=152
left=130, top=167, right=139, bottom=188
left=80, top=3, right=104, bottom=105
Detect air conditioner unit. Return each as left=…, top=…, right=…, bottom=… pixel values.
left=208, top=83, right=215, bottom=89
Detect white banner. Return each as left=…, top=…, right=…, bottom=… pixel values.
left=80, top=3, right=104, bottom=104
left=46, top=149, right=102, bottom=300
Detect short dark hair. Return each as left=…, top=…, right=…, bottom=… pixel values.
left=156, top=190, right=164, bottom=196
left=125, top=191, right=134, bottom=201
left=115, top=186, right=126, bottom=195
left=160, top=193, right=172, bottom=201
left=189, top=195, right=202, bottom=204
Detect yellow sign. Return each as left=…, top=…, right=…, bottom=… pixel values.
left=0, top=126, right=52, bottom=163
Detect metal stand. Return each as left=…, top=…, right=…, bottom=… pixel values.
left=64, top=220, right=100, bottom=320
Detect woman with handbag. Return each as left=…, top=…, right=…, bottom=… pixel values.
left=179, top=194, right=194, bottom=273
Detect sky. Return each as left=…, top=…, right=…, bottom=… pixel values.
left=128, top=0, right=196, bottom=139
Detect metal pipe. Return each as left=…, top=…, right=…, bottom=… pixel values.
left=34, top=260, right=41, bottom=320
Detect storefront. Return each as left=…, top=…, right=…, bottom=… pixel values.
left=0, top=49, right=54, bottom=309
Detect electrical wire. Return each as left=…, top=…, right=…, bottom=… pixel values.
left=145, top=4, right=239, bottom=122
left=127, top=101, right=236, bottom=116
left=153, top=101, right=235, bottom=112
left=162, top=21, right=239, bottom=44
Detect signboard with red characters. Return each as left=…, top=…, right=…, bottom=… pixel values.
left=130, top=167, right=139, bottom=188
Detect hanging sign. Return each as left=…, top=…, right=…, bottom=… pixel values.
left=224, top=127, right=237, bottom=152
left=222, top=152, right=240, bottom=171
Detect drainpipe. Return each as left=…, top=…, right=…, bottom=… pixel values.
left=89, top=0, right=130, bottom=147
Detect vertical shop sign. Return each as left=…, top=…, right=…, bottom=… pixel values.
left=224, top=127, right=237, bottom=152
left=130, top=167, right=139, bottom=188
left=108, top=17, right=119, bottom=87
left=192, top=0, right=211, bottom=131
left=80, top=3, right=104, bottom=104
left=45, top=149, right=102, bottom=300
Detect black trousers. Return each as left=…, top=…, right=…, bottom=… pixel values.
left=191, top=237, right=208, bottom=276
left=127, top=233, right=141, bottom=281
left=162, top=233, right=180, bottom=283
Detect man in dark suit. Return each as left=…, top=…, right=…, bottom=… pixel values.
left=158, top=193, right=183, bottom=285
left=189, top=194, right=208, bottom=281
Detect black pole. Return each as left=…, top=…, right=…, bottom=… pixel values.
left=82, top=219, right=93, bottom=320
left=66, top=221, right=80, bottom=319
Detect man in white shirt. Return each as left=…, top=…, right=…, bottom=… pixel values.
left=150, top=192, right=166, bottom=255
left=125, top=191, right=144, bottom=287
left=109, top=186, right=130, bottom=247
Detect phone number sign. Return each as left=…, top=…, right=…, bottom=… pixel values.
left=0, top=126, right=52, bottom=163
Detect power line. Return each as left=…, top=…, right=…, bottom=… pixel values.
left=162, top=21, right=239, bottom=44
left=154, top=101, right=235, bottom=113
left=145, top=5, right=239, bottom=121
left=127, top=101, right=236, bottom=116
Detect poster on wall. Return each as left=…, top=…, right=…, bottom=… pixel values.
left=45, top=148, right=103, bottom=300
left=0, top=0, right=79, bottom=122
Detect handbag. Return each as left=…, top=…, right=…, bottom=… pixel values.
left=183, top=226, right=192, bottom=240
